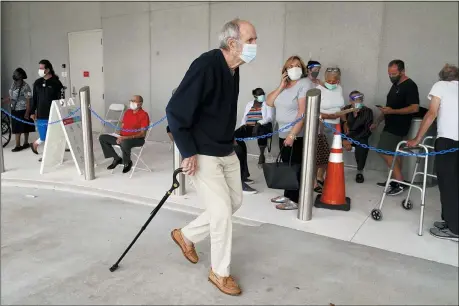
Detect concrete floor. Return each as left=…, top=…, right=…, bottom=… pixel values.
left=1, top=186, right=458, bottom=305
left=2, top=137, right=458, bottom=267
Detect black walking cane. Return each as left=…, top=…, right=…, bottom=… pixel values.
left=109, top=168, right=183, bottom=272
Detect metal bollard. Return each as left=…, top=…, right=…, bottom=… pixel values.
left=172, top=142, right=186, bottom=195
left=297, top=88, right=321, bottom=221
left=80, top=86, right=95, bottom=180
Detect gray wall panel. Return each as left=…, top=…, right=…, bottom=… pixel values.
left=101, top=2, right=149, bottom=18
left=102, top=12, right=151, bottom=117
left=149, top=3, right=210, bottom=141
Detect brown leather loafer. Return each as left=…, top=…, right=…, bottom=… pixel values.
left=171, top=229, right=199, bottom=264
left=208, top=269, right=242, bottom=296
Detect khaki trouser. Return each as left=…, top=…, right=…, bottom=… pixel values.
left=181, top=154, right=243, bottom=277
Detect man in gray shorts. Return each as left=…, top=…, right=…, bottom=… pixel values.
left=371, top=60, right=419, bottom=196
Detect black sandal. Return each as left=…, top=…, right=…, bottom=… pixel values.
left=12, top=146, right=23, bottom=152
left=314, top=186, right=323, bottom=193
left=314, top=180, right=324, bottom=193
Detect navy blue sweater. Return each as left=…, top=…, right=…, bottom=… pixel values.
left=166, top=49, right=240, bottom=158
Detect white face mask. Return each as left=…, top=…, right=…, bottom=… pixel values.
left=38, top=69, right=46, bottom=78
left=239, top=43, right=257, bottom=64
left=129, top=102, right=138, bottom=110
left=287, top=67, right=302, bottom=81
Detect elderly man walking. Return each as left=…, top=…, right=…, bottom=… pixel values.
left=166, top=19, right=257, bottom=296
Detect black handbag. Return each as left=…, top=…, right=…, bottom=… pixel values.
left=262, top=147, right=301, bottom=190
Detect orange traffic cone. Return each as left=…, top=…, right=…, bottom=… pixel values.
left=314, top=123, right=351, bottom=211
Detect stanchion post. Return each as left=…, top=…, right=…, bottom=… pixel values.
left=297, top=88, right=321, bottom=221
left=79, top=86, right=95, bottom=180
left=172, top=142, right=186, bottom=195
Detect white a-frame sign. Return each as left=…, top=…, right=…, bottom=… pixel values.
left=40, top=98, right=85, bottom=175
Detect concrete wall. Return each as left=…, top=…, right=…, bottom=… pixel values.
left=2, top=1, right=458, bottom=171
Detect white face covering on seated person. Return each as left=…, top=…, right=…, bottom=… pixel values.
left=129, top=102, right=139, bottom=110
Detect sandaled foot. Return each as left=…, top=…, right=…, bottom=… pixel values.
left=314, top=185, right=323, bottom=193
left=171, top=229, right=199, bottom=264
left=271, top=196, right=288, bottom=203
left=275, top=201, right=298, bottom=210
left=208, top=269, right=242, bottom=296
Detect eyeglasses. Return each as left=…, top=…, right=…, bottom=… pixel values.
left=326, top=67, right=341, bottom=73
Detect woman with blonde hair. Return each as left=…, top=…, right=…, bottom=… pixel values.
left=265, top=55, right=314, bottom=210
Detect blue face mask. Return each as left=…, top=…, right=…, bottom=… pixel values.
left=256, top=95, right=265, bottom=103
left=324, top=82, right=337, bottom=90
left=239, top=43, right=257, bottom=64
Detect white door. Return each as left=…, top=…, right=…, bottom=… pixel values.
left=68, top=29, right=104, bottom=131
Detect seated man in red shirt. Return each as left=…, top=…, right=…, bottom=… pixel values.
left=99, top=95, right=150, bottom=173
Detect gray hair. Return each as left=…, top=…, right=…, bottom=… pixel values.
left=439, top=64, right=458, bottom=81
left=218, top=19, right=241, bottom=49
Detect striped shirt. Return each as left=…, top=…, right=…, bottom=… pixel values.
left=246, top=106, right=262, bottom=125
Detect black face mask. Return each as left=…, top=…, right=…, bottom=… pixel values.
left=390, top=75, right=401, bottom=84
left=12, top=75, right=20, bottom=82
left=311, top=71, right=320, bottom=79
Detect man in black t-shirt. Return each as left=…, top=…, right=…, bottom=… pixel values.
left=371, top=60, right=420, bottom=196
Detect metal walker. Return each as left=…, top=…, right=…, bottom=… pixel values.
left=371, top=137, right=437, bottom=236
